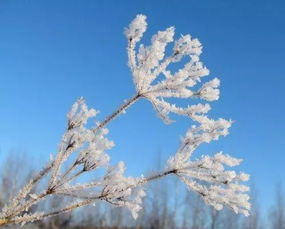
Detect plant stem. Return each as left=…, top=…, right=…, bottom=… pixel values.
left=9, top=191, right=49, bottom=218
left=140, top=169, right=177, bottom=184
left=93, top=94, right=141, bottom=133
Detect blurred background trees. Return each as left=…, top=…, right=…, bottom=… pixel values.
left=0, top=152, right=283, bottom=229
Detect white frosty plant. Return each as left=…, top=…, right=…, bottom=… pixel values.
left=0, top=14, right=250, bottom=226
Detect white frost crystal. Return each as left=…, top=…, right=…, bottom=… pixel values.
left=102, top=162, right=146, bottom=219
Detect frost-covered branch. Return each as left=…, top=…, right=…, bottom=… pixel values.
left=167, top=120, right=250, bottom=216
left=125, top=14, right=217, bottom=124
left=0, top=14, right=250, bottom=226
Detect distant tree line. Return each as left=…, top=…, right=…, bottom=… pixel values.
left=0, top=153, right=284, bottom=229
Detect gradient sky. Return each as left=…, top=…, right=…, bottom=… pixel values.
left=0, top=0, right=284, bottom=214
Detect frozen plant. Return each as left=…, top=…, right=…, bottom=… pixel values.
left=0, top=14, right=250, bottom=226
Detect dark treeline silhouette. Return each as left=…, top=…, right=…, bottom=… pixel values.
left=0, top=153, right=284, bottom=229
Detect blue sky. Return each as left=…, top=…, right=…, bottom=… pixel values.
left=0, top=0, right=284, bottom=213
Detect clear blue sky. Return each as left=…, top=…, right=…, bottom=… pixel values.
left=0, top=0, right=284, bottom=213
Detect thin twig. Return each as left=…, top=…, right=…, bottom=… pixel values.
left=93, top=94, right=141, bottom=133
